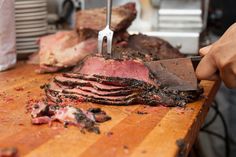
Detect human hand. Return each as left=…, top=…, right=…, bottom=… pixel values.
left=196, top=23, right=236, bottom=88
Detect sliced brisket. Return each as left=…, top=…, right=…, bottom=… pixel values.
left=74, top=86, right=136, bottom=96
left=62, top=73, right=157, bottom=91
left=39, top=54, right=202, bottom=107
left=54, top=75, right=126, bottom=91
left=73, top=56, right=157, bottom=86
left=43, top=72, right=198, bottom=106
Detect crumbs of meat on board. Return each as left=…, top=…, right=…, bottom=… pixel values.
left=0, top=147, right=18, bottom=157
left=14, top=87, right=24, bottom=91
left=29, top=101, right=111, bottom=134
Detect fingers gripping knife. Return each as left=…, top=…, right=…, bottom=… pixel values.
left=98, top=0, right=114, bottom=55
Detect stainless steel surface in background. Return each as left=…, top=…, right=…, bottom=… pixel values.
left=79, top=0, right=208, bottom=55
left=154, top=0, right=205, bottom=54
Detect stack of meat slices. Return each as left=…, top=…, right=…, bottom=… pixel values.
left=42, top=56, right=202, bottom=107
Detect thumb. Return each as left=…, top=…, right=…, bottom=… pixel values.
left=199, top=45, right=212, bottom=56
left=196, top=53, right=219, bottom=80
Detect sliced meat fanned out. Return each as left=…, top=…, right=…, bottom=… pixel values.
left=61, top=73, right=158, bottom=92
left=75, top=86, right=137, bottom=96
left=39, top=54, right=202, bottom=107
left=54, top=75, right=126, bottom=91
left=45, top=87, right=159, bottom=106
left=42, top=71, right=198, bottom=107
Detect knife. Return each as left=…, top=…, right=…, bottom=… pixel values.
left=144, top=56, right=202, bottom=91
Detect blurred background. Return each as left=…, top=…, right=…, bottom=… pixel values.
left=14, top=0, right=236, bottom=156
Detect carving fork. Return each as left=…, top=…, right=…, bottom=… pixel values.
left=97, top=0, right=114, bottom=55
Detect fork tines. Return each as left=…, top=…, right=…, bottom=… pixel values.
left=98, top=26, right=114, bottom=55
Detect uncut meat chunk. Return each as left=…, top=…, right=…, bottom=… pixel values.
left=37, top=31, right=97, bottom=73
left=39, top=31, right=79, bottom=66
left=127, top=34, right=184, bottom=60
left=76, top=2, right=136, bottom=40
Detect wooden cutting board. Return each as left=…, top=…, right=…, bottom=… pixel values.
left=0, top=62, right=220, bottom=157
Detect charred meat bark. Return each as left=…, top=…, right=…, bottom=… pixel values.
left=127, top=34, right=185, bottom=60
left=44, top=74, right=200, bottom=106
left=42, top=56, right=202, bottom=107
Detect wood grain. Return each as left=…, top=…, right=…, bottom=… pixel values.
left=0, top=63, right=220, bottom=157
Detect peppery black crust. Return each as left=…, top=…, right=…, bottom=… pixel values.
left=42, top=73, right=203, bottom=107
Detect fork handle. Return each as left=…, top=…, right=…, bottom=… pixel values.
left=106, top=0, right=112, bottom=27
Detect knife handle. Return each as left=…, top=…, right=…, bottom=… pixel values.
left=188, top=56, right=202, bottom=70
left=189, top=56, right=202, bottom=62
